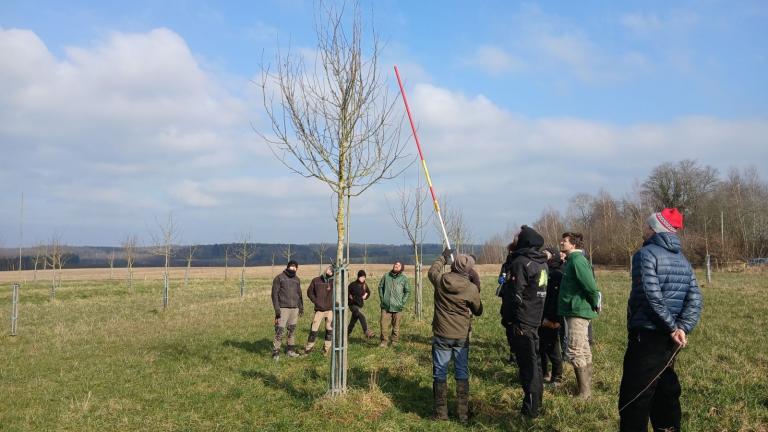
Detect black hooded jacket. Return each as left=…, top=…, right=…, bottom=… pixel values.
left=542, top=257, right=564, bottom=322
left=500, top=226, right=549, bottom=327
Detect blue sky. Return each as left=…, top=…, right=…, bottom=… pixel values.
left=1, top=0, right=767, bottom=247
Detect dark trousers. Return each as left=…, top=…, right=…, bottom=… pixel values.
left=506, top=323, right=543, bottom=417
left=538, top=326, right=563, bottom=379
left=348, top=305, right=369, bottom=334
left=619, top=330, right=682, bottom=432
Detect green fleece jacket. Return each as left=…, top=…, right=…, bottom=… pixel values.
left=557, top=251, right=600, bottom=319
left=378, top=271, right=411, bottom=313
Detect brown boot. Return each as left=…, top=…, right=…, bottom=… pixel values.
left=456, top=379, right=470, bottom=423
left=433, top=381, right=448, bottom=420
left=574, top=364, right=592, bottom=399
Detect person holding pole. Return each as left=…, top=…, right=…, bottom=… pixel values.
left=378, top=261, right=410, bottom=347
left=618, top=208, right=702, bottom=431
left=428, top=248, right=483, bottom=422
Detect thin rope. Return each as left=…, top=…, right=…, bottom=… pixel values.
left=618, top=343, right=683, bottom=413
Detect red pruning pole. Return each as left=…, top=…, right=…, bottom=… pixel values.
left=394, top=65, right=453, bottom=255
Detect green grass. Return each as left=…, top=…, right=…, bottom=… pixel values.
left=1, top=271, right=767, bottom=431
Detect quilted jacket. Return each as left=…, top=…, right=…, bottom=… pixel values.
left=628, top=232, right=703, bottom=334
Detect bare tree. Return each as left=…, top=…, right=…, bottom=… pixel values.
left=183, top=244, right=198, bottom=288
left=642, top=159, right=719, bottom=214
left=47, top=235, right=64, bottom=300
left=533, top=208, right=566, bottom=249
left=438, top=197, right=472, bottom=254
left=108, top=251, right=116, bottom=280
left=280, top=244, right=294, bottom=264
left=234, top=234, right=255, bottom=298
left=32, top=244, right=45, bottom=281
left=388, top=184, right=430, bottom=320
left=314, top=242, right=329, bottom=273
left=223, top=244, right=230, bottom=281
left=122, top=235, right=138, bottom=291
left=150, top=213, right=178, bottom=309
left=258, top=1, right=408, bottom=395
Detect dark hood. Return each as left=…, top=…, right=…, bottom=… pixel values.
left=516, top=226, right=544, bottom=250
left=450, top=254, right=475, bottom=276
left=547, top=257, right=563, bottom=272
left=645, top=232, right=681, bottom=253
left=509, top=247, right=548, bottom=264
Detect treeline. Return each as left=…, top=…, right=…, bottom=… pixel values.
left=478, top=160, right=768, bottom=267
left=0, top=243, right=445, bottom=272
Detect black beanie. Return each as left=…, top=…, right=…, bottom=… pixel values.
left=287, top=260, right=299, bottom=268
left=357, top=270, right=366, bottom=278
left=516, top=225, right=544, bottom=250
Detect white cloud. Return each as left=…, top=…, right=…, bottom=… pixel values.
left=469, top=45, right=521, bottom=75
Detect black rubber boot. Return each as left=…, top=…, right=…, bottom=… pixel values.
left=433, top=381, right=448, bottom=420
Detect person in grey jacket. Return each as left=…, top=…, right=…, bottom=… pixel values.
left=619, top=208, right=703, bottom=432
left=271, top=260, right=303, bottom=360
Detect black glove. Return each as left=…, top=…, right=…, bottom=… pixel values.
left=275, top=313, right=281, bottom=320
left=441, top=248, right=454, bottom=262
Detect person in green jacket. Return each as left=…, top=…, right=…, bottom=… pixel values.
left=558, top=232, right=601, bottom=399
left=378, top=261, right=411, bottom=347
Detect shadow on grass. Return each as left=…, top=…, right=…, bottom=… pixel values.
left=240, top=368, right=320, bottom=407
left=223, top=338, right=274, bottom=354
left=348, top=366, right=433, bottom=418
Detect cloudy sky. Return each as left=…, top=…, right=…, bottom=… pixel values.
left=1, top=0, right=767, bottom=247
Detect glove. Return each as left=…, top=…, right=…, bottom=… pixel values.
left=299, top=309, right=304, bottom=317
left=441, top=248, right=454, bottom=262
left=498, top=274, right=506, bottom=285
left=275, top=313, right=281, bottom=320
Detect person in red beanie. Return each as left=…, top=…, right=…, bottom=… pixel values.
left=618, top=208, right=702, bottom=432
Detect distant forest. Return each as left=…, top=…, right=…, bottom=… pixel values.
left=0, top=243, right=449, bottom=271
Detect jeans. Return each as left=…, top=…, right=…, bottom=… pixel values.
left=432, top=336, right=470, bottom=382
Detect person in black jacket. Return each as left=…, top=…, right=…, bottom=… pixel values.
left=539, top=247, right=564, bottom=386
left=499, top=225, right=549, bottom=418
left=348, top=270, right=375, bottom=339
left=271, top=260, right=303, bottom=360
left=304, top=265, right=334, bottom=355
left=619, top=208, right=703, bottom=432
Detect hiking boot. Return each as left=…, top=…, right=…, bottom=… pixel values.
left=271, top=350, right=280, bottom=361
left=456, top=379, right=470, bottom=423
left=322, top=346, right=330, bottom=356
left=378, top=341, right=388, bottom=348
left=365, top=330, right=375, bottom=339
left=390, top=341, right=399, bottom=348
left=543, top=371, right=552, bottom=382
left=286, top=345, right=300, bottom=358
left=432, top=381, right=448, bottom=420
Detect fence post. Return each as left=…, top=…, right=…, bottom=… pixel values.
left=10, top=283, right=19, bottom=336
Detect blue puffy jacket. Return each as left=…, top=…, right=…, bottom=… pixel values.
left=628, top=232, right=702, bottom=334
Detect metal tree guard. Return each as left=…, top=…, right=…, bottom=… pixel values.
left=10, top=283, right=19, bottom=336
left=329, top=263, right=349, bottom=395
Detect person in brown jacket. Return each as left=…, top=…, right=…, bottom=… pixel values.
left=428, top=249, right=484, bottom=423
left=304, top=265, right=334, bottom=355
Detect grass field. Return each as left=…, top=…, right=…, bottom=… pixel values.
left=1, top=267, right=766, bottom=431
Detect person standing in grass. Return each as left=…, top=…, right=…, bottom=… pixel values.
left=619, top=208, right=702, bottom=432
left=558, top=232, right=600, bottom=399
left=348, top=269, right=375, bottom=339
left=303, top=265, right=334, bottom=355
left=539, top=247, right=564, bottom=386
left=499, top=225, right=549, bottom=418
left=378, top=261, right=411, bottom=347
left=271, top=260, right=303, bottom=360
left=428, top=248, right=483, bottom=423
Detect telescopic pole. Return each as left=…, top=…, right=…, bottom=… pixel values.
left=393, top=65, right=453, bottom=255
